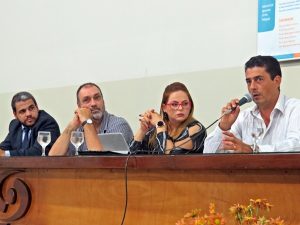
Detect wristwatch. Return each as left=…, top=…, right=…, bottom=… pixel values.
left=81, top=118, right=93, bottom=127
left=156, top=120, right=165, bottom=128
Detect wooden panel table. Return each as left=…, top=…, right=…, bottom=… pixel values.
left=1, top=153, right=300, bottom=225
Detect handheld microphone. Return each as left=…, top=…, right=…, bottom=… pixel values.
left=133, top=94, right=253, bottom=154
left=238, top=93, right=253, bottom=106
left=223, top=93, right=252, bottom=115
left=165, top=94, right=253, bottom=153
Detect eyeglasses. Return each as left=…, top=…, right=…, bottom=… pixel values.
left=166, top=101, right=190, bottom=110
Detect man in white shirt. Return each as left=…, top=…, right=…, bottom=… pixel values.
left=204, top=55, right=300, bottom=153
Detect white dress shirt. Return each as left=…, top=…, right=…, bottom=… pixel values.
left=204, top=94, right=300, bottom=153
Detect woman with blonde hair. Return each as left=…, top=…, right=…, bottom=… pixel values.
left=130, top=82, right=206, bottom=154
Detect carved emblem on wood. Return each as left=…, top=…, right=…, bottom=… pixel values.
left=0, top=170, right=31, bottom=225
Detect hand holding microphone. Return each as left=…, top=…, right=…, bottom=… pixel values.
left=167, top=94, right=252, bottom=152
left=223, top=93, right=252, bottom=115
left=219, top=94, right=252, bottom=131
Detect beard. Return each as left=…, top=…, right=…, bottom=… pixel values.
left=23, top=116, right=37, bottom=127
left=91, top=109, right=103, bottom=121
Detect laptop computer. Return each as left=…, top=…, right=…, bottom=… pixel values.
left=97, top=133, right=129, bottom=154
left=78, top=133, right=130, bottom=155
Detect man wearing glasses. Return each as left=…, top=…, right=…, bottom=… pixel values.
left=0, top=91, right=60, bottom=156
left=49, top=82, right=133, bottom=156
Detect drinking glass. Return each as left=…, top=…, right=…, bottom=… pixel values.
left=251, top=127, right=264, bottom=153
left=37, top=131, right=51, bottom=156
left=70, top=131, right=84, bottom=156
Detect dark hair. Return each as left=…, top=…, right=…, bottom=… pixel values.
left=11, top=91, right=38, bottom=113
left=245, top=55, right=282, bottom=80
left=76, top=82, right=103, bottom=105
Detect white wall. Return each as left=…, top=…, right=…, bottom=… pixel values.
left=1, top=0, right=300, bottom=140
left=0, top=0, right=256, bottom=92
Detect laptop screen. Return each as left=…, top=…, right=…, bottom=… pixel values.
left=97, top=133, right=129, bottom=154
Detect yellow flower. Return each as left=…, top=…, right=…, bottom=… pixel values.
left=244, top=216, right=257, bottom=224
left=250, top=198, right=272, bottom=210
left=229, top=204, right=246, bottom=214
left=269, top=217, right=285, bottom=225
left=176, top=199, right=285, bottom=225
left=256, top=216, right=270, bottom=225
left=209, top=203, right=216, bottom=214
left=211, top=214, right=226, bottom=225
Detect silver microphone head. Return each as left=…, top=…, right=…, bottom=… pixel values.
left=239, top=93, right=252, bottom=106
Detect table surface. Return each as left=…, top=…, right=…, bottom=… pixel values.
left=1, top=152, right=300, bottom=170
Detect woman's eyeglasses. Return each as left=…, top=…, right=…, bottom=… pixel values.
left=166, top=101, right=190, bottom=110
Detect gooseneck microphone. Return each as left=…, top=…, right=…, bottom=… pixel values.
left=164, top=93, right=253, bottom=152
left=121, top=96, right=253, bottom=225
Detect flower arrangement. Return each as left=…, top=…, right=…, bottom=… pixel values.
left=176, top=199, right=285, bottom=225
left=175, top=203, right=225, bottom=225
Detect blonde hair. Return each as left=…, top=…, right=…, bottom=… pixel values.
left=149, top=82, right=196, bottom=148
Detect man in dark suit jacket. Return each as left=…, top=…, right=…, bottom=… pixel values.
left=0, top=91, right=60, bottom=156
